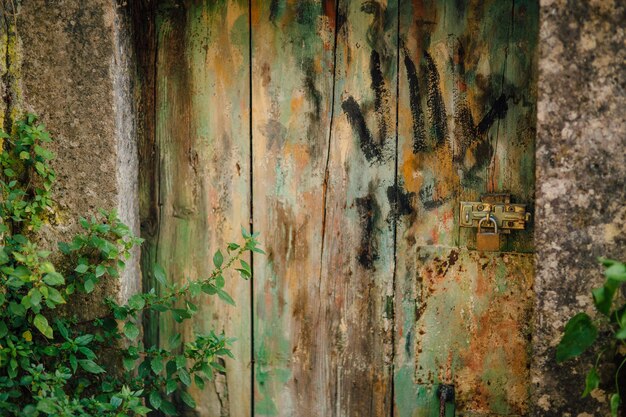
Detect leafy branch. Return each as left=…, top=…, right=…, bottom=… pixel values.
left=557, top=258, right=626, bottom=416
left=0, top=114, right=262, bottom=416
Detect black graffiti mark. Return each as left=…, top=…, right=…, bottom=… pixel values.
left=403, top=51, right=427, bottom=153
left=403, top=49, right=448, bottom=153
left=477, top=93, right=508, bottom=134
left=371, top=50, right=389, bottom=146
left=342, top=50, right=390, bottom=163
left=342, top=97, right=378, bottom=161
left=450, top=40, right=510, bottom=187
left=269, top=0, right=283, bottom=23
left=355, top=192, right=380, bottom=271
left=385, top=183, right=415, bottom=227
left=303, top=58, right=322, bottom=121
left=423, top=51, right=448, bottom=146
left=418, top=183, right=450, bottom=210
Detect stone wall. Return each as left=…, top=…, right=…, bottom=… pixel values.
left=533, top=0, right=626, bottom=415
left=0, top=0, right=140, bottom=317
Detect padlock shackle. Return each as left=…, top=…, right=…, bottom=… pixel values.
left=478, top=215, right=498, bottom=234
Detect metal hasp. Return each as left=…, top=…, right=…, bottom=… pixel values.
left=459, top=193, right=531, bottom=234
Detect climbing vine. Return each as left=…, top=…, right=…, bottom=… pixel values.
left=0, top=115, right=261, bottom=416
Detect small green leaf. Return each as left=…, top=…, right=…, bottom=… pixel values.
left=215, top=275, right=225, bottom=289
left=593, top=285, right=616, bottom=315
left=84, top=279, right=95, bottom=293
left=34, top=314, right=53, bottom=338
left=75, top=264, right=89, bottom=274
left=556, top=313, right=598, bottom=363
left=123, top=356, right=136, bottom=371
left=75, top=334, right=94, bottom=346
left=180, top=391, right=196, bottom=408
left=128, top=294, right=145, bottom=310
left=151, top=357, right=164, bottom=374
left=616, top=327, right=626, bottom=340
left=43, top=272, right=65, bottom=286
left=194, top=375, right=205, bottom=390
left=95, top=265, right=106, bottom=278
left=612, top=393, right=621, bottom=417
left=124, top=322, right=140, bottom=340
left=70, top=354, right=78, bottom=373
left=37, top=399, right=57, bottom=414
left=166, top=379, right=178, bottom=395
left=213, top=250, right=223, bottom=268
left=110, top=396, right=123, bottom=408
left=46, top=287, right=66, bottom=304
left=217, top=288, right=235, bottom=306
left=606, top=262, right=626, bottom=281
left=160, top=400, right=177, bottom=416
left=78, top=359, right=105, bottom=374
left=154, top=263, right=167, bottom=285
left=149, top=391, right=162, bottom=409
left=582, top=367, right=600, bottom=397
left=178, top=368, right=191, bottom=386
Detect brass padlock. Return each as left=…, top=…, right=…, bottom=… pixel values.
left=476, top=215, right=500, bottom=251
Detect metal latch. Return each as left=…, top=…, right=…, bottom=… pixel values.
left=459, top=193, right=530, bottom=234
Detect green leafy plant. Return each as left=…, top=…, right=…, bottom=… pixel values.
left=0, top=115, right=262, bottom=416
left=557, top=258, right=626, bottom=416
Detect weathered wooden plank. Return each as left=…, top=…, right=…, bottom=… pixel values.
left=395, top=1, right=537, bottom=416
left=155, top=1, right=251, bottom=415
left=131, top=0, right=159, bottom=348
left=316, top=0, right=398, bottom=415
left=449, top=0, right=519, bottom=250
left=394, top=2, right=455, bottom=415
left=494, top=0, right=539, bottom=253
left=250, top=0, right=336, bottom=415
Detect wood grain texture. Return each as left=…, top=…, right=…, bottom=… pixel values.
left=155, top=1, right=251, bottom=415
left=250, top=0, right=335, bottom=415
left=394, top=1, right=537, bottom=416
left=131, top=0, right=159, bottom=347
left=316, top=0, right=398, bottom=415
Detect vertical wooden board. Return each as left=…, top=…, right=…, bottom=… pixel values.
left=155, top=1, right=251, bottom=416
left=132, top=0, right=159, bottom=348
left=494, top=0, right=539, bottom=253
left=317, top=0, right=397, bottom=415
left=427, top=1, right=518, bottom=250
left=395, top=1, right=514, bottom=414
left=394, top=2, right=461, bottom=414
left=251, top=1, right=336, bottom=415
left=395, top=0, right=461, bottom=250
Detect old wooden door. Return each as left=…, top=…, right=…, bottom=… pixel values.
left=140, top=0, right=538, bottom=416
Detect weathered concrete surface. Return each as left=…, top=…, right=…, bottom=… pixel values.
left=4, top=0, right=140, bottom=317
left=533, top=0, right=626, bottom=415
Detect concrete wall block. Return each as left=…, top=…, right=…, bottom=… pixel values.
left=533, top=0, right=626, bottom=415
left=6, top=0, right=140, bottom=317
